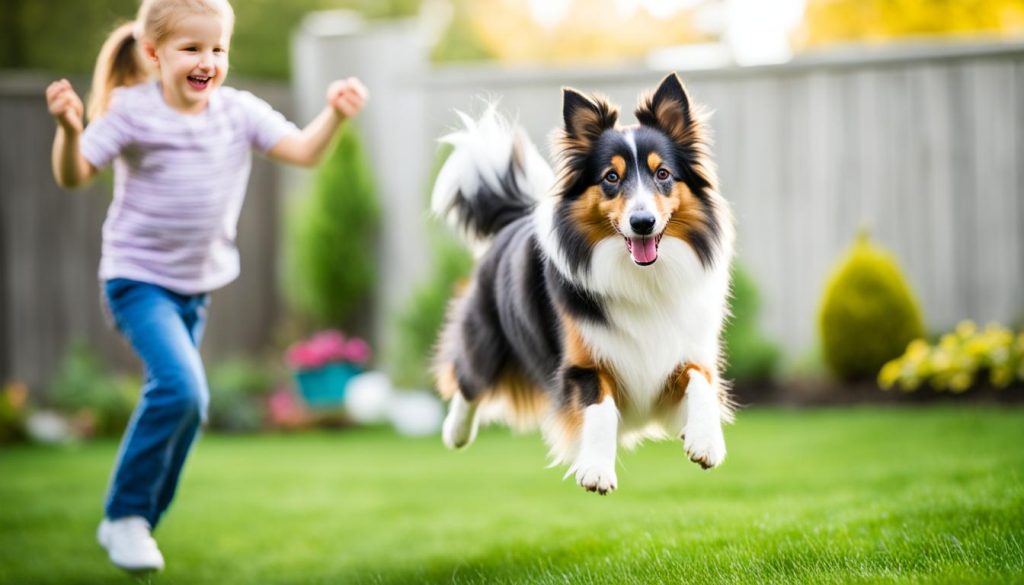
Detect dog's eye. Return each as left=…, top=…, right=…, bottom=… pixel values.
left=655, top=168, right=671, bottom=181
left=604, top=171, right=620, bottom=184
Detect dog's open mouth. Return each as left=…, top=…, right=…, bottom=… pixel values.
left=624, top=233, right=663, bottom=266
left=187, top=76, right=212, bottom=90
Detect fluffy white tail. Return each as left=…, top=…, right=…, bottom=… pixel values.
left=431, top=107, right=554, bottom=251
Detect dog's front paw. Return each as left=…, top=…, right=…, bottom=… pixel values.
left=682, top=421, right=726, bottom=470
left=569, top=459, right=617, bottom=495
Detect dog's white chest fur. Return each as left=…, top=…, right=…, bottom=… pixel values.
left=576, top=237, right=730, bottom=421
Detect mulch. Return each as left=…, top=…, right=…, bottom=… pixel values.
left=731, top=378, right=1024, bottom=408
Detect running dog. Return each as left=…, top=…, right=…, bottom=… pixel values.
left=431, top=73, right=735, bottom=494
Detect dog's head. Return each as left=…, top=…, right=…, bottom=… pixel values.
left=552, top=73, right=723, bottom=272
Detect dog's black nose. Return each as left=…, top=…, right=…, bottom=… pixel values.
left=630, top=212, right=656, bottom=235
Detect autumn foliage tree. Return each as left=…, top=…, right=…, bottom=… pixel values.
left=795, top=0, right=1024, bottom=49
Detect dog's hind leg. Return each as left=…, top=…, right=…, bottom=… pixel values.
left=442, top=391, right=480, bottom=450
left=437, top=363, right=481, bottom=450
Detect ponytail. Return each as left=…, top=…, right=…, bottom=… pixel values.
left=87, top=22, right=148, bottom=121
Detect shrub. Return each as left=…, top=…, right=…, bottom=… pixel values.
left=285, top=124, right=379, bottom=330
left=0, top=382, right=29, bottom=444
left=818, top=232, right=925, bottom=381
left=206, top=358, right=278, bottom=433
left=723, top=265, right=780, bottom=382
left=879, top=321, right=1024, bottom=392
left=390, top=144, right=473, bottom=388
left=50, top=341, right=139, bottom=437
left=390, top=230, right=473, bottom=387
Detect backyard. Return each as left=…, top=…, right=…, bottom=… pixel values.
left=1, top=406, right=1022, bottom=584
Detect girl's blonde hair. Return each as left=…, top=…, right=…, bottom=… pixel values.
left=87, top=0, right=235, bottom=121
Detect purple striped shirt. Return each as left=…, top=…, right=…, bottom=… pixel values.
left=81, top=80, right=298, bottom=294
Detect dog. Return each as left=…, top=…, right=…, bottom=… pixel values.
left=431, top=73, right=735, bottom=494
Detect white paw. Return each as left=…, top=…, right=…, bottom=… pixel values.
left=682, top=419, right=726, bottom=469
left=441, top=409, right=477, bottom=450
left=570, top=458, right=618, bottom=495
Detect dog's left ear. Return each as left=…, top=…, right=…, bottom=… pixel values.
left=635, top=72, right=694, bottom=144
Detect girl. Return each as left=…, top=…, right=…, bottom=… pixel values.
left=45, top=0, right=367, bottom=572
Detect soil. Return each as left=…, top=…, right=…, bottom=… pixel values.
left=730, top=378, right=1024, bottom=408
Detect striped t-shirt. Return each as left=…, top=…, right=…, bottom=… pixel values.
left=81, top=80, right=298, bottom=294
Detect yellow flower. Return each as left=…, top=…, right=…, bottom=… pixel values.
left=906, top=339, right=930, bottom=360
left=878, top=361, right=901, bottom=389
left=956, top=320, right=977, bottom=338
left=949, top=372, right=973, bottom=393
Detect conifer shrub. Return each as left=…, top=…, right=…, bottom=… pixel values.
left=285, top=124, right=379, bottom=330
left=818, top=233, right=925, bottom=381
left=723, top=265, right=780, bottom=383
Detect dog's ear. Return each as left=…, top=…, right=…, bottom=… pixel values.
left=563, top=87, right=618, bottom=142
left=635, top=72, right=694, bottom=144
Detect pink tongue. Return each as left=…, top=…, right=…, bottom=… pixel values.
left=629, top=237, right=658, bottom=264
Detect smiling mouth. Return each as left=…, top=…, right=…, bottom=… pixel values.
left=624, top=233, right=663, bottom=266
left=187, top=76, right=212, bottom=90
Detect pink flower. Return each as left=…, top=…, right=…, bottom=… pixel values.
left=342, top=338, right=371, bottom=365
left=285, top=330, right=372, bottom=370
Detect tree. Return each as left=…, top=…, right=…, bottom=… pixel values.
left=795, top=0, right=1024, bottom=49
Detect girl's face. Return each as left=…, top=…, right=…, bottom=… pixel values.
left=145, top=13, right=231, bottom=114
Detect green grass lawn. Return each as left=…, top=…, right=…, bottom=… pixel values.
left=1, top=406, right=1022, bottom=584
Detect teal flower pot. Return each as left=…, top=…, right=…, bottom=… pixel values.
left=294, top=363, right=361, bottom=408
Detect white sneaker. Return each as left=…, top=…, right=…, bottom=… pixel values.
left=97, top=516, right=165, bottom=572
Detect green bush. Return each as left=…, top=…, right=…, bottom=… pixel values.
left=0, top=383, right=30, bottom=444
left=818, top=233, right=926, bottom=381
left=879, top=321, right=1024, bottom=392
left=723, top=265, right=780, bottom=382
left=207, top=358, right=277, bottom=432
left=390, top=229, right=473, bottom=387
left=389, top=144, right=473, bottom=388
left=285, top=124, right=380, bottom=330
left=50, top=341, right=139, bottom=437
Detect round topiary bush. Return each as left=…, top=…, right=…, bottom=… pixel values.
left=818, top=233, right=926, bottom=381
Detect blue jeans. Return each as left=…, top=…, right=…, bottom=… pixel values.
left=103, top=278, right=210, bottom=528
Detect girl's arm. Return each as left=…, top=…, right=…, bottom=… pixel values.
left=269, top=77, right=368, bottom=168
left=47, top=79, right=98, bottom=188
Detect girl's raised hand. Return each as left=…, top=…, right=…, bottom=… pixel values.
left=46, top=79, right=84, bottom=134
left=326, top=77, right=368, bottom=120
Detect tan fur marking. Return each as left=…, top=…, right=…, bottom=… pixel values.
left=435, top=362, right=460, bottom=401
left=663, top=181, right=708, bottom=243
left=646, top=152, right=663, bottom=173
left=572, top=185, right=622, bottom=246
left=657, top=362, right=714, bottom=408
left=686, top=363, right=714, bottom=384
left=562, top=315, right=622, bottom=406
left=484, top=371, right=549, bottom=430
left=655, top=99, right=690, bottom=145
left=610, top=155, right=626, bottom=177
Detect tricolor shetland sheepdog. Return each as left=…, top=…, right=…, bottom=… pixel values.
left=431, top=73, right=735, bottom=494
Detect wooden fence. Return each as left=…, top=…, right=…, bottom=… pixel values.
left=0, top=73, right=293, bottom=397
